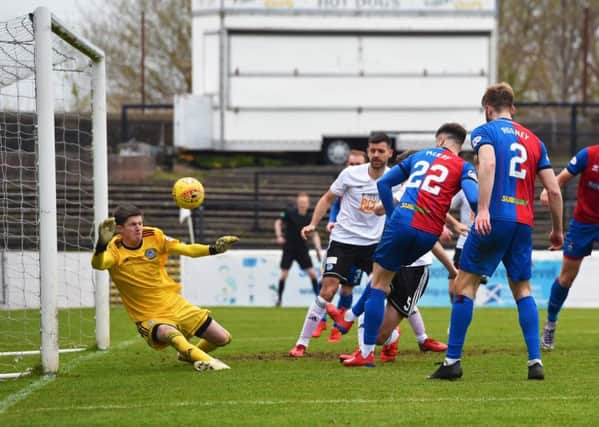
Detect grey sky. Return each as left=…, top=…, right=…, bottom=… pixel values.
left=0, top=0, right=84, bottom=27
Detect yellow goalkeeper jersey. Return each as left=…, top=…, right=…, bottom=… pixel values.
left=91, top=226, right=210, bottom=322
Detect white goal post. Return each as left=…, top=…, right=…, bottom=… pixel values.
left=0, top=7, right=108, bottom=378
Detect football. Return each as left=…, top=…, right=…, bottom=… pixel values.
left=172, top=177, right=205, bottom=209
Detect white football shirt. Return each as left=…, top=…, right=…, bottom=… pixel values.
left=329, top=163, right=388, bottom=246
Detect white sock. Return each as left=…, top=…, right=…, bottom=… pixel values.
left=297, top=296, right=327, bottom=346
left=383, top=328, right=400, bottom=346
left=408, top=307, right=427, bottom=342
left=528, top=358, right=543, bottom=367
left=357, top=314, right=365, bottom=348
left=416, top=334, right=428, bottom=344
left=345, top=310, right=357, bottom=322
left=444, top=357, right=460, bottom=366
left=361, top=344, right=375, bottom=358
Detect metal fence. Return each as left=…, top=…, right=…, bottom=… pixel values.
left=514, top=102, right=599, bottom=160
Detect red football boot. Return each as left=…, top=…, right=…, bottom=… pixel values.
left=326, top=304, right=354, bottom=334
left=312, top=320, right=327, bottom=338
left=342, top=351, right=375, bottom=367
left=328, top=327, right=342, bottom=343
left=419, top=338, right=448, bottom=352
left=338, top=347, right=360, bottom=362
left=288, top=344, right=306, bottom=357
left=380, top=328, right=400, bottom=362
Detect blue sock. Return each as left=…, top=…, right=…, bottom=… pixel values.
left=321, top=313, right=327, bottom=322
left=363, top=288, right=386, bottom=346
left=338, top=293, right=353, bottom=310
left=547, top=278, right=570, bottom=322
left=351, top=282, right=371, bottom=317
left=517, top=295, right=541, bottom=361
left=446, top=295, right=474, bottom=360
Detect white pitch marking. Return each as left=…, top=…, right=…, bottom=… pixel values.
left=9, top=394, right=598, bottom=413
left=0, top=337, right=138, bottom=415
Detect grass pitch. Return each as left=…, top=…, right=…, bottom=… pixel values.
left=1, top=306, right=598, bottom=426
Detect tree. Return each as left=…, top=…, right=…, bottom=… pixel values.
left=499, top=0, right=599, bottom=102
left=81, top=0, right=191, bottom=112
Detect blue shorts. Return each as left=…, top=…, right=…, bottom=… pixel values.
left=563, top=218, right=599, bottom=259
left=459, top=219, right=532, bottom=281
left=373, top=222, right=438, bottom=272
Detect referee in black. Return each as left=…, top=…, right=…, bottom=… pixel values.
left=274, top=192, right=323, bottom=307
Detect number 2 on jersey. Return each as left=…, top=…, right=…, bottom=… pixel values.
left=509, top=142, right=527, bottom=179
left=405, top=160, right=449, bottom=195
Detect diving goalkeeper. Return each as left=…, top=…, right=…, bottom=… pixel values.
left=91, top=204, right=239, bottom=372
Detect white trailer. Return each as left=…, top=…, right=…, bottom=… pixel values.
left=176, top=0, right=497, bottom=164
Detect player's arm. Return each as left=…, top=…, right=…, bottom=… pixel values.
left=301, top=190, right=337, bottom=240
left=539, top=146, right=584, bottom=206
left=377, top=163, right=410, bottom=216
left=327, top=197, right=341, bottom=232
left=474, top=144, right=493, bottom=235
left=311, top=229, right=324, bottom=261
left=431, top=242, right=458, bottom=279
left=538, top=168, right=564, bottom=250
left=444, top=213, right=469, bottom=235
left=91, top=218, right=116, bottom=270
left=169, top=236, right=239, bottom=257
left=540, top=169, right=575, bottom=206
left=274, top=216, right=285, bottom=245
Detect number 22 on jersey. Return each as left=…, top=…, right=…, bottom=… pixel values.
left=404, top=160, right=449, bottom=195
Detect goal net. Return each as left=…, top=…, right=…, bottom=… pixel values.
left=0, top=8, right=108, bottom=378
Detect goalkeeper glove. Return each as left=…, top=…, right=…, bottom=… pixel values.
left=95, top=217, right=116, bottom=254
left=210, top=236, right=239, bottom=254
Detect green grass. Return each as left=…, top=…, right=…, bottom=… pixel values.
left=1, top=306, right=598, bottom=426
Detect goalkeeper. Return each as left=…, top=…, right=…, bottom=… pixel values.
left=91, top=204, right=239, bottom=372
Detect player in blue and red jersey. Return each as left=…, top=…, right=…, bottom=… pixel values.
left=342, top=122, right=479, bottom=367
left=429, top=82, right=564, bottom=381
left=539, top=144, right=599, bottom=350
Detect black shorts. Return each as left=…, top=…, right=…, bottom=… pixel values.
left=322, top=240, right=377, bottom=285
left=453, top=248, right=462, bottom=269
left=280, top=247, right=313, bottom=270
left=387, top=265, right=430, bottom=317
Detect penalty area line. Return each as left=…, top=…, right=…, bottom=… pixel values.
left=0, top=337, right=138, bottom=415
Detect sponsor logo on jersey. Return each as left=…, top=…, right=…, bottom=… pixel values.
left=359, top=193, right=379, bottom=212
left=471, top=135, right=482, bottom=148
left=501, top=195, right=528, bottom=206
left=592, top=164, right=599, bottom=173
left=145, top=248, right=157, bottom=259
left=587, top=181, right=599, bottom=191
left=400, top=202, right=430, bottom=214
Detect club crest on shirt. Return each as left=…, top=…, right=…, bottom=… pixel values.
left=569, top=156, right=577, bottom=166
left=145, top=248, right=157, bottom=259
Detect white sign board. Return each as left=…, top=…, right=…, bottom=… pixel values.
left=194, top=0, right=496, bottom=13
left=182, top=250, right=599, bottom=308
